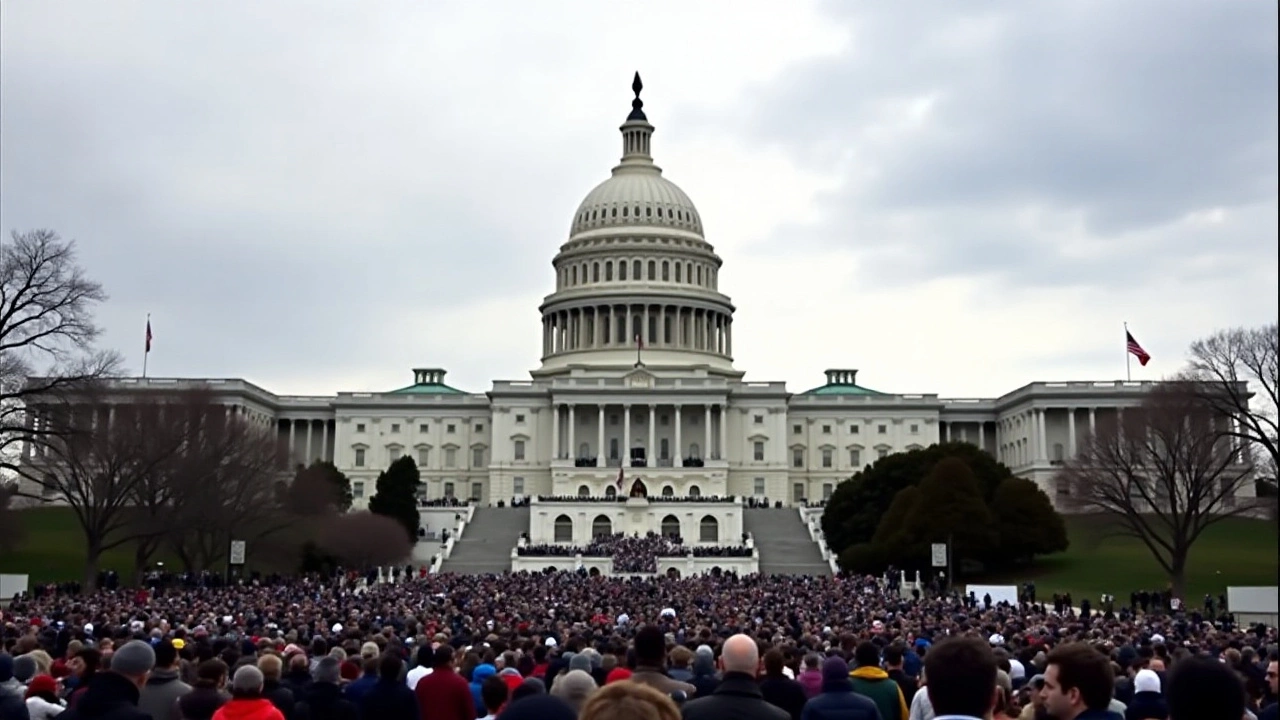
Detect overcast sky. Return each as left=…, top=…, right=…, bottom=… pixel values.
left=2, top=1, right=1276, bottom=399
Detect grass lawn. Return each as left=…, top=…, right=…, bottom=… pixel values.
left=972, top=514, right=1280, bottom=601
left=0, top=507, right=313, bottom=585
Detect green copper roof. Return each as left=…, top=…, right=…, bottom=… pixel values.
left=388, top=383, right=465, bottom=395
left=802, top=383, right=887, bottom=396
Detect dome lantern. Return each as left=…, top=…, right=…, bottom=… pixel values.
left=619, top=71, right=655, bottom=167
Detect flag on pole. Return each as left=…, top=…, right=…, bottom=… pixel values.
left=616, top=464, right=625, bottom=489
left=145, top=318, right=153, bottom=353
left=635, top=333, right=643, bottom=350
left=1126, top=330, right=1150, bottom=366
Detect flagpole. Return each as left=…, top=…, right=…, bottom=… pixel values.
left=1124, top=321, right=1131, bottom=382
left=143, top=313, right=150, bottom=379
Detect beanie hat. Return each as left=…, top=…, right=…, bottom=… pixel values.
left=231, top=665, right=264, bottom=693
left=605, top=667, right=633, bottom=684
left=1134, top=668, right=1161, bottom=694
left=314, top=656, right=342, bottom=684
left=110, top=641, right=156, bottom=678
left=568, top=653, right=592, bottom=672
left=12, top=654, right=37, bottom=683
left=822, top=656, right=851, bottom=684
left=500, top=695, right=578, bottom=720
left=26, top=675, right=58, bottom=698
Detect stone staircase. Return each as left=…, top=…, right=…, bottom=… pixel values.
left=744, top=508, right=832, bottom=576
left=439, top=507, right=528, bottom=574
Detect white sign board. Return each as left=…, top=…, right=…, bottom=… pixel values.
left=0, top=574, right=30, bottom=605
left=229, top=540, right=247, bottom=565
left=931, top=543, right=947, bottom=568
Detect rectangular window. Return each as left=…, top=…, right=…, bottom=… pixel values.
left=821, top=449, right=833, bottom=468
left=356, top=423, right=366, bottom=433
left=754, top=415, right=764, bottom=425
left=753, top=441, right=765, bottom=461
left=445, top=448, right=457, bottom=467
left=850, top=449, right=862, bottom=466
left=877, top=447, right=889, bottom=459
left=354, top=448, right=366, bottom=467
left=514, top=440, right=526, bottom=461
left=753, top=477, right=765, bottom=495
left=877, top=425, right=887, bottom=434
left=390, top=423, right=401, bottom=433
left=515, top=414, right=526, bottom=423
left=418, top=447, right=430, bottom=465
left=850, top=425, right=859, bottom=434
left=792, top=448, right=804, bottom=468
left=470, top=483, right=482, bottom=501
left=418, top=423, right=429, bottom=433
left=792, top=424, right=802, bottom=434
left=472, top=448, right=485, bottom=467
left=352, top=481, right=365, bottom=499
left=822, top=483, right=833, bottom=500
left=475, top=423, right=484, bottom=432
left=444, top=482, right=455, bottom=499
left=822, top=425, right=831, bottom=434
left=910, top=424, right=919, bottom=434
left=513, top=477, right=525, bottom=495
left=389, top=447, right=401, bottom=462
left=447, top=424, right=456, bottom=433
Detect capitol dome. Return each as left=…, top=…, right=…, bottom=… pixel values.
left=537, top=73, right=737, bottom=377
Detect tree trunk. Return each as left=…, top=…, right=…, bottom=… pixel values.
left=1169, top=548, right=1189, bottom=600
left=132, top=540, right=157, bottom=588
left=82, top=545, right=103, bottom=593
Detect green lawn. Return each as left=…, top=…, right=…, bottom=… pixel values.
left=972, top=514, right=1279, bottom=601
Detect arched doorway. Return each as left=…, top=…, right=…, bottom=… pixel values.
left=699, top=515, right=719, bottom=542
left=592, top=514, right=613, bottom=539
left=688, top=485, right=701, bottom=497
left=588, top=566, right=601, bottom=577
left=666, top=567, right=681, bottom=579
left=605, top=485, right=617, bottom=499
left=661, top=514, right=681, bottom=539
left=661, top=485, right=674, bottom=497
left=577, top=485, right=590, bottom=497
left=554, top=514, right=573, bottom=543
left=629, top=479, right=648, bottom=498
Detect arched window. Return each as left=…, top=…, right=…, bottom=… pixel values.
left=578, top=442, right=590, bottom=458
left=605, top=262, right=613, bottom=281
left=661, top=485, right=674, bottom=497
left=661, top=260, right=670, bottom=281
left=571, top=266, right=578, bottom=285
left=661, top=514, right=681, bottom=538
left=577, top=484, right=590, bottom=497
left=592, top=514, right=612, bottom=538
left=633, top=260, right=641, bottom=278
left=605, top=485, right=617, bottom=498
left=592, top=262, right=600, bottom=282
left=554, top=515, right=573, bottom=543
left=648, top=260, right=657, bottom=280
left=619, top=261, right=628, bottom=280
left=688, top=485, right=701, bottom=497
left=699, top=515, right=719, bottom=543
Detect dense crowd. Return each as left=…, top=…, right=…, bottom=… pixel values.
left=0, top=570, right=1276, bottom=720
left=530, top=496, right=738, bottom=504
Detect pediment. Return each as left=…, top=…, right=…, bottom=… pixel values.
left=623, top=368, right=656, bottom=389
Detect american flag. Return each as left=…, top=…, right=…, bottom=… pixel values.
left=616, top=464, right=625, bottom=489
left=145, top=318, right=153, bottom=354
left=1126, top=330, right=1150, bottom=366
left=635, top=333, right=643, bottom=350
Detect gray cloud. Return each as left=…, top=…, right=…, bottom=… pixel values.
left=723, top=0, right=1278, bottom=288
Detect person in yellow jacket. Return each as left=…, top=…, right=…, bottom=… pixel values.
left=849, top=642, right=909, bottom=720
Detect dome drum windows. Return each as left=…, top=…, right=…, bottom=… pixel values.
left=542, top=302, right=733, bottom=357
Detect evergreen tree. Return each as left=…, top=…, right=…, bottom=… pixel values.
left=367, top=456, right=422, bottom=544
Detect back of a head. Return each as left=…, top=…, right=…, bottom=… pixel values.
left=195, top=659, right=229, bottom=690
left=433, top=644, right=455, bottom=669
left=923, top=637, right=998, bottom=719
left=416, top=645, right=432, bottom=668
left=1045, top=643, right=1114, bottom=713
left=231, top=665, right=264, bottom=697
left=111, top=641, right=157, bottom=685
left=314, top=656, right=342, bottom=684
left=634, top=626, right=666, bottom=666
left=1167, top=656, right=1245, bottom=720
left=720, top=634, right=759, bottom=675
left=578, top=680, right=681, bottom=720
left=854, top=641, right=880, bottom=669
left=481, top=674, right=510, bottom=713
left=154, top=641, right=178, bottom=669
left=257, top=653, right=282, bottom=680
left=379, top=653, right=403, bottom=681
left=763, top=648, right=785, bottom=676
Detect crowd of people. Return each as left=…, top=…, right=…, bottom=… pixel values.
left=0, top=569, right=1276, bottom=720
left=529, top=496, right=737, bottom=504
left=517, top=533, right=694, bottom=573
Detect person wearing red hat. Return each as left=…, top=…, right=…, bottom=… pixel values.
left=25, top=675, right=66, bottom=720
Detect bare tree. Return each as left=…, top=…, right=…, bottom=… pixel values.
left=1186, top=325, right=1279, bottom=485
left=1, top=230, right=121, bottom=474
left=16, top=387, right=184, bottom=588
left=1057, top=382, right=1254, bottom=596
left=317, top=511, right=413, bottom=570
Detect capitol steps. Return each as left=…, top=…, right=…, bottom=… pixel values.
left=439, top=507, right=528, bottom=574
left=744, top=508, right=833, bottom=576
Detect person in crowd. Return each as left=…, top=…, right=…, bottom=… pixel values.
left=1259, top=660, right=1278, bottom=720
left=475, top=676, right=508, bottom=720
left=885, top=644, right=919, bottom=706
left=467, top=662, right=496, bottom=717
left=1165, top=656, right=1245, bottom=720
left=582, top=680, right=681, bottom=720
left=1041, top=643, right=1122, bottom=720
left=57, top=640, right=155, bottom=720
left=759, top=648, right=807, bottom=720
left=849, top=641, right=909, bottom=720
left=176, top=660, right=231, bottom=720
left=1, top=653, right=32, bottom=720
left=139, top=642, right=191, bottom=720
left=255, top=655, right=294, bottom=720
left=24, top=674, right=66, bottom=720
left=629, top=626, right=696, bottom=699
left=1123, top=669, right=1166, bottom=720
left=341, top=652, right=379, bottom=708
left=413, top=646, right=473, bottom=720
left=292, top=657, right=358, bottom=720
left=212, top=666, right=284, bottom=720
left=681, top=634, right=789, bottom=720
left=920, top=636, right=999, bottom=720
left=551, top=669, right=598, bottom=712
left=404, top=648, right=432, bottom=692
left=1018, top=674, right=1049, bottom=720
left=796, top=655, right=823, bottom=700
left=799, top=655, right=880, bottom=720
left=358, top=653, right=418, bottom=720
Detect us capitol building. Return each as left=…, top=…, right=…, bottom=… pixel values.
left=28, top=77, right=1162, bottom=520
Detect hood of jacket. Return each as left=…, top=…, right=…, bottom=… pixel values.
left=850, top=666, right=890, bottom=681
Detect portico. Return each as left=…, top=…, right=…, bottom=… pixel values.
left=549, top=402, right=729, bottom=468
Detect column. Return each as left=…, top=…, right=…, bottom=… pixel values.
left=321, top=420, right=329, bottom=462
left=978, top=422, right=985, bottom=452
left=647, top=405, right=656, bottom=461
left=623, top=405, right=632, bottom=465
left=1036, top=408, right=1047, bottom=462
left=1067, top=408, right=1077, bottom=458
left=726, top=320, right=732, bottom=357
left=551, top=404, right=561, bottom=460
left=597, top=406, right=606, bottom=467
left=718, top=404, right=727, bottom=460
left=305, top=420, right=313, bottom=463
left=1088, top=407, right=1097, bottom=438
left=567, top=405, right=576, bottom=460
left=704, top=404, right=712, bottom=460
left=288, top=420, right=296, bottom=462
left=674, top=405, right=683, bottom=466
